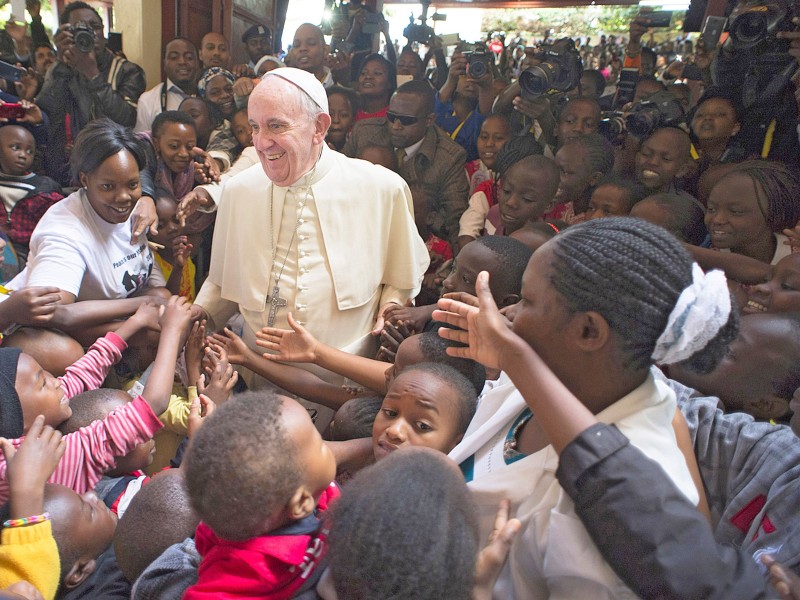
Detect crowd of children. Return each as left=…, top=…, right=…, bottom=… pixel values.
left=0, top=1, right=799, bottom=598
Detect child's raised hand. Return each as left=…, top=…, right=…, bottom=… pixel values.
left=376, top=320, right=415, bottom=363
left=256, top=312, right=319, bottom=363
left=199, top=344, right=238, bottom=404
left=763, top=554, right=800, bottom=599
left=130, top=300, right=164, bottom=332
left=433, top=271, right=515, bottom=370
left=160, top=295, right=192, bottom=330
left=782, top=223, right=800, bottom=248
left=187, top=393, right=216, bottom=438
left=473, top=499, right=522, bottom=600
left=207, top=328, right=249, bottom=366
left=2, top=286, right=61, bottom=326
left=184, top=320, right=206, bottom=384
left=171, top=235, right=193, bottom=268
left=1, top=415, right=65, bottom=518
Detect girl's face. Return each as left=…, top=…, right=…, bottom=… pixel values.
left=205, top=75, right=235, bottom=117
left=155, top=122, right=196, bottom=174
left=231, top=111, right=253, bottom=148
left=180, top=98, right=214, bottom=147
left=498, top=161, right=555, bottom=234
left=586, top=184, right=632, bottom=220
left=358, top=59, right=390, bottom=99
left=372, top=370, right=464, bottom=461
left=476, top=117, right=511, bottom=170
left=743, top=254, right=800, bottom=315
left=152, top=196, right=182, bottom=247
left=511, top=243, right=576, bottom=382
left=705, top=173, right=772, bottom=253
left=554, top=143, right=598, bottom=204
left=326, top=93, right=354, bottom=149
left=80, top=150, right=141, bottom=225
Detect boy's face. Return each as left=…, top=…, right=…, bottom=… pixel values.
left=0, top=126, right=35, bottom=176
left=46, top=485, right=117, bottom=581
left=327, top=93, right=355, bottom=149
left=744, top=254, right=800, bottom=315
left=670, top=313, right=800, bottom=419
left=373, top=370, right=464, bottom=460
left=16, top=353, right=70, bottom=430
left=498, top=161, right=556, bottom=234
left=231, top=111, right=253, bottom=148
left=635, top=128, right=690, bottom=192
left=152, top=196, right=182, bottom=247
left=476, top=116, right=511, bottom=171
left=443, top=242, right=503, bottom=300
left=556, top=99, right=600, bottom=145
left=554, top=143, right=598, bottom=204
left=282, top=397, right=336, bottom=497
left=587, top=184, right=632, bottom=220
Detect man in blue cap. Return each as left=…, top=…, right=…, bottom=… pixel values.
left=242, top=24, right=271, bottom=72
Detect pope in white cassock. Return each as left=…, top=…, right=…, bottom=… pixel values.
left=192, top=67, right=430, bottom=409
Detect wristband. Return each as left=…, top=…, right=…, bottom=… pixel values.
left=4, top=512, right=50, bottom=528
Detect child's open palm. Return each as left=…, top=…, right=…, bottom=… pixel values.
left=208, top=328, right=248, bottom=366
left=433, top=271, right=516, bottom=370
left=199, top=345, right=238, bottom=404
left=256, top=312, right=319, bottom=363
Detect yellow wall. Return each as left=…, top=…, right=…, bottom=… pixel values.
left=115, top=0, right=162, bottom=89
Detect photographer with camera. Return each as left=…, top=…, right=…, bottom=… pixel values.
left=711, top=0, right=800, bottom=165
left=36, top=1, right=146, bottom=187
left=435, top=46, right=495, bottom=162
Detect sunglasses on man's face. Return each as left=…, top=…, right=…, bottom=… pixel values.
left=386, top=112, right=422, bottom=126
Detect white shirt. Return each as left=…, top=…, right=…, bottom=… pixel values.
left=134, top=78, right=193, bottom=132
left=450, top=369, right=697, bottom=599
left=11, top=189, right=165, bottom=300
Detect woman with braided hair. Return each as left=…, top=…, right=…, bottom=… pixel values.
left=434, top=217, right=739, bottom=599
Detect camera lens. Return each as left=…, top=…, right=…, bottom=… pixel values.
left=519, top=63, right=557, bottom=97
left=731, top=13, right=767, bottom=46
left=73, top=27, right=95, bottom=53
left=468, top=58, right=488, bottom=79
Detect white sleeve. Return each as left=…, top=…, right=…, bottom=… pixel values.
left=458, top=190, right=490, bottom=239
left=26, top=234, right=87, bottom=298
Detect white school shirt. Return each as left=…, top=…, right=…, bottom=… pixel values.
left=449, top=369, right=698, bottom=600
left=12, top=189, right=165, bottom=300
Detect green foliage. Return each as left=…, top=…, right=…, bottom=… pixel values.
left=482, top=6, right=685, bottom=42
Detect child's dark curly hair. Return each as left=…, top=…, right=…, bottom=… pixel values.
left=183, top=391, right=302, bottom=540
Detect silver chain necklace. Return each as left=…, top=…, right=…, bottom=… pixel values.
left=267, top=180, right=312, bottom=327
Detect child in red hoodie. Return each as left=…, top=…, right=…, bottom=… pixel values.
left=183, top=390, right=338, bottom=599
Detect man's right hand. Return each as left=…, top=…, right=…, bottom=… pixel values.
left=177, top=188, right=214, bottom=227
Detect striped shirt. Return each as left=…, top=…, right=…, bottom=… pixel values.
left=0, top=332, right=164, bottom=503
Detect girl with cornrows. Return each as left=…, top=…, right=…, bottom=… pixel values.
left=435, top=217, right=738, bottom=598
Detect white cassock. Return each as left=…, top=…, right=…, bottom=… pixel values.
left=195, top=144, right=429, bottom=419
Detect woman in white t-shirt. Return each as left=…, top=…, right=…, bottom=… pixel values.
left=13, top=119, right=167, bottom=317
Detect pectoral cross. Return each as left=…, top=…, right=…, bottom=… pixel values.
left=267, top=284, right=287, bottom=327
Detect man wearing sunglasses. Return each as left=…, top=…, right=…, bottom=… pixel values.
left=344, top=80, right=469, bottom=250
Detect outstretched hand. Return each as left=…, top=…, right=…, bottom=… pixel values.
left=472, top=499, right=522, bottom=600
left=432, top=271, right=516, bottom=370
left=256, top=312, right=319, bottom=363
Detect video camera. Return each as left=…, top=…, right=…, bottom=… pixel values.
left=461, top=42, right=493, bottom=79
left=403, top=0, right=436, bottom=45
left=598, top=90, right=686, bottom=142
left=727, top=0, right=795, bottom=51
left=518, top=38, right=582, bottom=101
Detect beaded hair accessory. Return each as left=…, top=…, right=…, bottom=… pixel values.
left=651, top=263, right=731, bottom=365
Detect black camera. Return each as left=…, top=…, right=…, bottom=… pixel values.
left=71, top=24, right=95, bottom=53
left=598, top=111, right=627, bottom=142
left=518, top=38, right=582, bottom=101
left=727, top=0, right=794, bottom=51
left=627, top=90, right=686, bottom=138
left=598, top=91, right=686, bottom=142
left=462, top=43, right=493, bottom=79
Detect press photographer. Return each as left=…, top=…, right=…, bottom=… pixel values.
left=712, top=0, right=800, bottom=164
